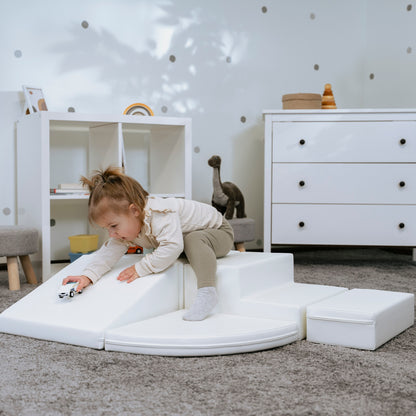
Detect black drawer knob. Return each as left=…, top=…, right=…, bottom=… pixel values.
left=298, top=221, right=305, bottom=228
left=299, top=139, right=306, bottom=145
left=399, top=223, right=405, bottom=229
left=299, top=180, right=305, bottom=187
left=399, top=181, right=406, bottom=187
left=400, top=138, right=406, bottom=145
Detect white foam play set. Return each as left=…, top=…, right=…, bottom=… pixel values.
left=0, top=251, right=413, bottom=356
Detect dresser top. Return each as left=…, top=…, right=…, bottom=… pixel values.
left=263, top=108, right=416, bottom=115
left=263, top=109, right=416, bottom=122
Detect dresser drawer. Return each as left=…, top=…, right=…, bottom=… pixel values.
left=272, top=163, right=416, bottom=204
left=272, top=122, right=416, bottom=163
left=271, top=204, right=416, bottom=246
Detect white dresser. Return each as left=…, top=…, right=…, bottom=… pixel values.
left=263, top=109, right=416, bottom=256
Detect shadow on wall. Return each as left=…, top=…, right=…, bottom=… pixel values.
left=47, top=1, right=249, bottom=115
left=45, top=1, right=264, bottom=249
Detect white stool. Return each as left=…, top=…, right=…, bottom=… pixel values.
left=306, top=289, right=414, bottom=350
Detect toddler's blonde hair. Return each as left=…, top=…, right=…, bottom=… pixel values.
left=81, top=166, right=149, bottom=225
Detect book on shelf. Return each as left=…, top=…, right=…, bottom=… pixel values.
left=50, top=189, right=89, bottom=194
left=58, top=183, right=86, bottom=190
left=50, top=183, right=89, bottom=195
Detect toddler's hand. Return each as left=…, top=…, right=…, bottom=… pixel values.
left=62, top=275, right=92, bottom=292
left=117, top=265, right=140, bottom=283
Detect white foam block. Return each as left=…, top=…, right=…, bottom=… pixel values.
left=183, top=251, right=294, bottom=310
left=105, top=310, right=299, bottom=356
left=0, top=254, right=180, bottom=349
left=238, top=283, right=348, bottom=339
left=306, top=289, right=415, bottom=350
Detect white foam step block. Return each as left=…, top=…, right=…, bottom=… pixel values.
left=183, top=251, right=294, bottom=310
left=0, top=254, right=180, bottom=349
left=306, top=289, right=415, bottom=350
left=235, top=283, right=348, bottom=339
left=105, top=310, right=299, bottom=356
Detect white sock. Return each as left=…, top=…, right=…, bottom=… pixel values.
left=183, top=287, right=218, bottom=321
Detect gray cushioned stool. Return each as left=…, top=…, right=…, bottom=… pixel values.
left=228, top=218, right=255, bottom=252
left=0, top=226, right=38, bottom=290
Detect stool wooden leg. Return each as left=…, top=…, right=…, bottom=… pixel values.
left=235, top=242, right=246, bottom=252
left=19, top=255, right=38, bottom=285
left=7, top=256, right=20, bottom=291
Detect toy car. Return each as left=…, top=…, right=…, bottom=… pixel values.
left=126, top=245, right=143, bottom=254
left=58, top=282, right=82, bottom=299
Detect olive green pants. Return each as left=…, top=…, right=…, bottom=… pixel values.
left=183, top=218, right=234, bottom=288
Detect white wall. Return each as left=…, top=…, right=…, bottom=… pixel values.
left=1, top=0, right=415, bottom=249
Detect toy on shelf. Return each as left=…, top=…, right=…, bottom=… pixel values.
left=208, top=155, right=246, bottom=220
left=123, top=103, right=154, bottom=116
left=68, top=234, right=98, bottom=263
left=321, top=83, right=337, bottom=109
left=69, top=234, right=98, bottom=253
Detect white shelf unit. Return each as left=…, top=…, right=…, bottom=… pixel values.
left=263, top=109, right=416, bottom=256
left=17, top=112, right=192, bottom=281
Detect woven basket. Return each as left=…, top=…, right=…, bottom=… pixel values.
left=282, top=93, right=321, bottom=109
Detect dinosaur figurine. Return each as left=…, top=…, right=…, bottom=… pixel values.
left=208, top=155, right=246, bottom=220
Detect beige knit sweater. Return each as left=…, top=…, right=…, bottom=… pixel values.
left=82, top=196, right=223, bottom=284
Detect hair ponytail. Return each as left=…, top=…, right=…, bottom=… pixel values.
left=83, top=166, right=149, bottom=225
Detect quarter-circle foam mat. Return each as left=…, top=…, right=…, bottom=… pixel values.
left=105, top=311, right=299, bottom=356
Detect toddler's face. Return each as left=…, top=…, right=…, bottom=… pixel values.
left=96, top=205, right=142, bottom=242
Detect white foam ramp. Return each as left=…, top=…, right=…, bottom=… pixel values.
left=105, top=310, right=298, bottom=356
left=0, top=254, right=180, bottom=349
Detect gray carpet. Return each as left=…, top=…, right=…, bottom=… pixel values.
left=0, top=248, right=415, bottom=416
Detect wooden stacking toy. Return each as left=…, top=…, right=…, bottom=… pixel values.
left=321, top=83, right=337, bottom=109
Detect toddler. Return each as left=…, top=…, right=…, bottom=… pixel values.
left=62, top=167, right=234, bottom=321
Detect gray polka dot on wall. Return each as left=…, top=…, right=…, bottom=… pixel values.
left=14, top=50, right=22, bottom=58
left=81, top=20, right=89, bottom=29
left=3, top=208, right=11, bottom=216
